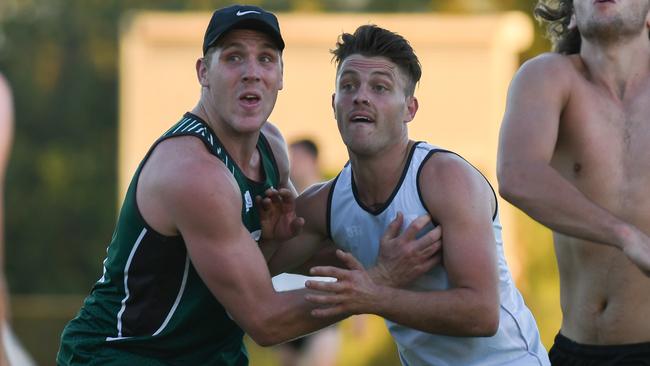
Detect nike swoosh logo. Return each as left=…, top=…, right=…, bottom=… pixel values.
left=236, top=10, right=261, bottom=16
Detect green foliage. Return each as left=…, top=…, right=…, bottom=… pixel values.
left=0, top=0, right=268, bottom=294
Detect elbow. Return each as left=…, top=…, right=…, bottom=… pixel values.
left=473, top=310, right=499, bottom=337
left=249, top=336, right=279, bottom=348
left=496, top=166, right=526, bottom=206
left=247, top=324, right=284, bottom=347
left=464, top=299, right=500, bottom=337
left=243, top=312, right=286, bottom=347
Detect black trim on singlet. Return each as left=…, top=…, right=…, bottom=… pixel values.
left=185, top=112, right=274, bottom=185
left=326, top=173, right=341, bottom=240
left=120, top=232, right=187, bottom=337
left=350, top=142, right=421, bottom=216
left=126, top=113, right=223, bottom=245
left=416, top=148, right=499, bottom=221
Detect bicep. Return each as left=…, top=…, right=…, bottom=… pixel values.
left=170, top=172, right=276, bottom=331
left=422, top=159, right=498, bottom=292
left=185, top=219, right=275, bottom=327
left=438, top=201, right=497, bottom=291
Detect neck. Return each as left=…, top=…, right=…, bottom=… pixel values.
left=580, top=32, right=650, bottom=99
left=349, top=139, right=413, bottom=208
left=191, top=102, right=261, bottom=178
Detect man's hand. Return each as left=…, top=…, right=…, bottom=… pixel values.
left=257, top=188, right=304, bottom=242
left=620, top=225, right=650, bottom=277
left=305, top=250, right=382, bottom=317
left=370, top=213, right=442, bottom=287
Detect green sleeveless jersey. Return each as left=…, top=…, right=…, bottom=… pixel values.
left=58, top=113, right=280, bottom=365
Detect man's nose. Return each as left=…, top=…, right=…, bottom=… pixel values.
left=242, top=60, right=261, bottom=83
left=353, top=87, right=370, bottom=105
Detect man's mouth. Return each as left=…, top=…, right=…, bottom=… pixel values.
left=240, top=93, right=261, bottom=105
left=350, top=112, right=375, bottom=123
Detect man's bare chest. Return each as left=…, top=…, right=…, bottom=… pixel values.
left=552, top=83, right=650, bottom=212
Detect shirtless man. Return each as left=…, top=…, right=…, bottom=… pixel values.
left=497, top=0, right=650, bottom=364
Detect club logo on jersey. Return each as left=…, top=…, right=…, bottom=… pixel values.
left=345, top=225, right=362, bottom=238
left=244, top=190, right=253, bottom=213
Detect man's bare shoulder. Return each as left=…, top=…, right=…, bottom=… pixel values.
left=261, top=121, right=291, bottom=185
left=421, top=152, right=479, bottom=186
left=261, top=121, right=288, bottom=157
left=420, top=152, right=493, bottom=215
left=146, top=136, right=240, bottom=204
left=296, top=179, right=334, bottom=231
left=261, top=121, right=283, bottom=142
left=136, top=135, right=242, bottom=236
left=518, top=52, right=579, bottom=81
left=299, top=180, right=333, bottom=203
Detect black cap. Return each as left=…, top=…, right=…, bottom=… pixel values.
left=203, top=4, right=285, bottom=55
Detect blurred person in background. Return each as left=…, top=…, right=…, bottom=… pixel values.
left=498, top=0, right=650, bottom=364
left=288, top=139, right=321, bottom=193
left=273, top=138, right=340, bottom=366
left=0, top=72, right=11, bottom=366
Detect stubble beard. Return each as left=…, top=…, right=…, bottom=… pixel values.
left=579, top=7, right=649, bottom=44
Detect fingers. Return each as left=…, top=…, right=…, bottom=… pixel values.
left=278, top=188, right=296, bottom=212
left=415, top=252, right=442, bottom=274
left=305, top=293, right=347, bottom=318
left=256, top=196, right=277, bottom=220
left=382, top=212, right=404, bottom=242
left=401, top=214, right=432, bottom=241
left=309, top=265, right=349, bottom=279
left=415, top=226, right=442, bottom=249
left=418, top=239, right=442, bottom=258
left=305, top=279, right=344, bottom=293
left=336, top=250, right=364, bottom=271
left=305, top=292, right=344, bottom=305
left=290, top=217, right=305, bottom=236
left=428, top=225, right=442, bottom=241
left=311, top=305, right=346, bottom=318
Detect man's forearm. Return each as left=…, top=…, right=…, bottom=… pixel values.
left=499, top=161, right=630, bottom=249
left=372, top=286, right=499, bottom=337
left=248, top=288, right=348, bottom=346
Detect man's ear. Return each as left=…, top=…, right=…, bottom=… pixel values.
left=568, top=13, right=577, bottom=30
left=331, top=93, right=336, bottom=119
left=405, top=96, right=418, bottom=123
left=196, top=57, right=209, bottom=87
left=278, top=55, right=284, bottom=91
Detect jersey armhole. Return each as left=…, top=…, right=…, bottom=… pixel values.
left=326, top=173, right=342, bottom=240
left=416, top=149, right=498, bottom=222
